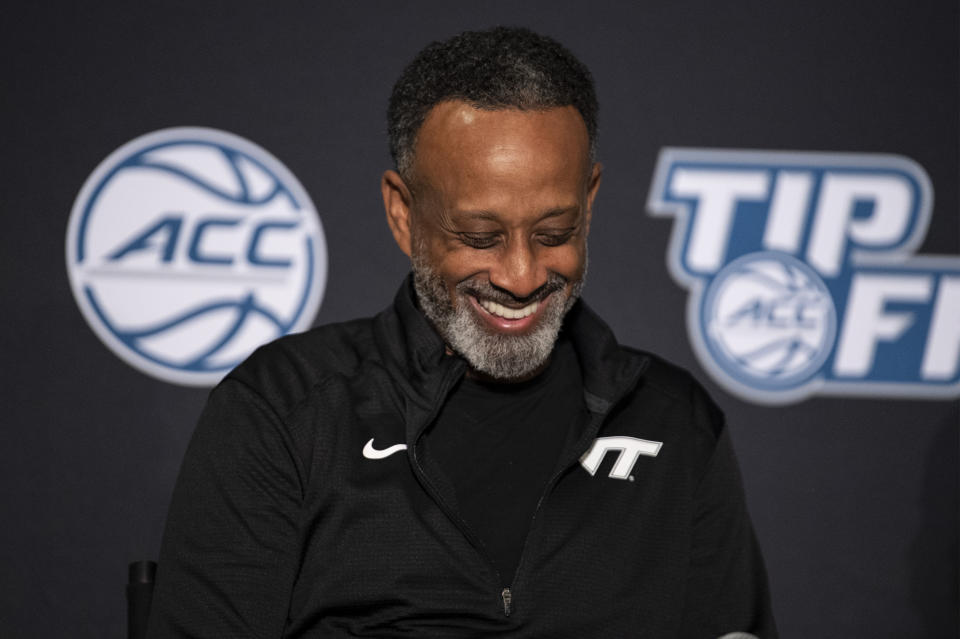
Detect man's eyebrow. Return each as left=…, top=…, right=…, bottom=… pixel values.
left=449, top=206, right=581, bottom=222
left=450, top=210, right=500, bottom=222
left=537, top=206, right=580, bottom=221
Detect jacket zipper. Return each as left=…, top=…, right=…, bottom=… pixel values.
left=504, top=362, right=646, bottom=617
left=507, top=410, right=606, bottom=601
left=407, top=363, right=512, bottom=615
left=410, top=358, right=645, bottom=619
left=411, top=455, right=510, bottom=616
left=501, top=587, right=512, bottom=616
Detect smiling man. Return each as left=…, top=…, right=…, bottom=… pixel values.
left=384, top=100, right=597, bottom=382
left=148, top=27, right=777, bottom=639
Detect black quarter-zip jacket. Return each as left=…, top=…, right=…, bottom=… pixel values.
left=147, top=277, right=778, bottom=639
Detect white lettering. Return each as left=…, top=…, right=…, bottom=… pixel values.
left=579, top=436, right=662, bottom=480
left=808, top=174, right=912, bottom=276
left=763, top=171, right=812, bottom=254
left=834, top=274, right=932, bottom=376
left=669, top=169, right=769, bottom=273
left=921, top=276, right=960, bottom=380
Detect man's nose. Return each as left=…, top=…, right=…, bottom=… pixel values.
left=488, top=240, right=546, bottom=301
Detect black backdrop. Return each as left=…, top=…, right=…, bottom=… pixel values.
left=2, top=1, right=957, bottom=637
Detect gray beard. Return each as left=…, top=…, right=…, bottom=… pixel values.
left=412, top=254, right=584, bottom=381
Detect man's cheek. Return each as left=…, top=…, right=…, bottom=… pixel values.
left=543, top=245, right=584, bottom=274
left=449, top=285, right=470, bottom=309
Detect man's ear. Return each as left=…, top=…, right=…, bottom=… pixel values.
left=584, top=162, right=602, bottom=236
left=381, top=170, right=414, bottom=257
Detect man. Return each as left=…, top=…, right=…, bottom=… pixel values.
left=148, top=27, right=777, bottom=638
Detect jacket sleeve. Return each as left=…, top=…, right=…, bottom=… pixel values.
left=146, top=378, right=304, bottom=639
left=678, top=420, right=779, bottom=639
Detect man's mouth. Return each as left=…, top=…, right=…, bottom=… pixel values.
left=478, top=298, right=540, bottom=319
left=468, top=293, right=553, bottom=333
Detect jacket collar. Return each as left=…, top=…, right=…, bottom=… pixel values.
left=373, top=275, right=649, bottom=441
left=373, top=277, right=466, bottom=445
left=562, top=301, right=650, bottom=413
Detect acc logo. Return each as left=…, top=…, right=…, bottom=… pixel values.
left=648, top=148, right=960, bottom=404
left=66, top=127, right=327, bottom=386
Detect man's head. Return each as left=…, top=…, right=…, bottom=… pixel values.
left=381, top=27, right=601, bottom=381
left=386, top=27, right=598, bottom=181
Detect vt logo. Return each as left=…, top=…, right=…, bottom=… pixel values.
left=648, top=148, right=960, bottom=404
left=579, top=436, right=662, bottom=480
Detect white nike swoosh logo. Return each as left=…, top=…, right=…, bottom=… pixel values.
left=362, top=438, right=407, bottom=460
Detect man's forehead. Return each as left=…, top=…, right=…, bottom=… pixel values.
left=416, top=101, right=589, bottom=152
left=411, top=101, right=592, bottom=194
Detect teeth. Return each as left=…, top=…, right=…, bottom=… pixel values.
left=479, top=299, right=539, bottom=319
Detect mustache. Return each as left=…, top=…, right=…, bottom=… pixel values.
left=457, top=272, right=567, bottom=306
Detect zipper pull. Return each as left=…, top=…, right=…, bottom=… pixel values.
left=501, top=587, right=512, bottom=616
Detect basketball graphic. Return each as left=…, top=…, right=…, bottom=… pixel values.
left=701, top=252, right=836, bottom=390
left=66, top=127, right=327, bottom=386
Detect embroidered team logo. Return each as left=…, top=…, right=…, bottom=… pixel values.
left=579, top=436, right=662, bottom=480
left=647, top=148, right=960, bottom=404
left=66, top=127, right=327, bottom=386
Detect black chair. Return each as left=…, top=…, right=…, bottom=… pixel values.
left=127, top=561, right=157, bottom=639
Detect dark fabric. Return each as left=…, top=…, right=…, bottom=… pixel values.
left=147, top=275, right=778, bottom=639
left=424, top=339, right=585, bottom=586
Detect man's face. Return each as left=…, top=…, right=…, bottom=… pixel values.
left=382, top=101, right=601, bottom=381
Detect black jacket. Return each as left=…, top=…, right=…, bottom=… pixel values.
left=148, top=277, right=777, bottom=638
